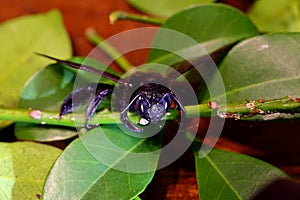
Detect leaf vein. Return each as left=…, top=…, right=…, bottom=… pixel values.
left=205, top=155, right=242, bottom=199
left=214, top=75, right=300, bottom=100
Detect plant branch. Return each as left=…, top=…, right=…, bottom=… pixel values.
left=85, top=27, right=132, bottom=71
left=0, top=96, right=299, bottom=128
left=109, top=11, right=164, bottom=25
left=197, top=96, right=300, bottom=121
left=0, top=108, right=130, bottom=128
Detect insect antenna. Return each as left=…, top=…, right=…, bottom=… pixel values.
left=35, top=53, right=131, bottom=86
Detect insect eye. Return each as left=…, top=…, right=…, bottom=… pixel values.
left=140, top=103, right=144, bottom=113
left=136, top=98, right=148, bottom=113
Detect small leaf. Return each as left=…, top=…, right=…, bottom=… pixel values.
left=0, top=142, right=62, bottom=199
left=193, top=142, right=288, bottom=200
left=148, top=4, right=259, bottom=65
left=248, top=0, right=300, bottom=32
left=0, top=10, right=72, bottom=127
left=200, top=33, right=300, bottom=102
left=43, top=125, right=161, bottom=199
left=127, top=0, right=215, bottom=17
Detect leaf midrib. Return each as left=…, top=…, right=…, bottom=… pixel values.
left=204, top=155, right=242, bottom=199
left=81, top=137, right=149, bottom=198
left=211, top=74, right=300, bottom=101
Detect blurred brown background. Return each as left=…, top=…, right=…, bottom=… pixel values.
left=1, top=0, right=300, bottom=199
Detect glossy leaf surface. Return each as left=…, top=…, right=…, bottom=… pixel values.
left=194, top=143, right=288, bottom=199
left=200, top=33, right=300, bottom=103
left=248, top=0, right=300, bottom=32
left=148, top=4, right=259, bottom=65
left=0, top=10, right=71, bottom=110
left=0, top=142, right=61, bottom=199
left=43, top=126, right=161, bottom=199
left=0, top=10, right=71, bottom=127
left=15, top=64, right=78, bottom=141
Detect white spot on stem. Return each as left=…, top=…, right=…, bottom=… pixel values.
left=29, top=110, right=42, bottom=119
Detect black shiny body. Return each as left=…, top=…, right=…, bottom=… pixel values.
left=37, top=54, right=186, bottom=132
left=129, top=83, right=173, bottom=120
left=37, top=44, right=232, bottom=132
left=114, top=71, right=185, bottom=132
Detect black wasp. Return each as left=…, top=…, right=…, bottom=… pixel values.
left=37, top=45, right=230, bottom=132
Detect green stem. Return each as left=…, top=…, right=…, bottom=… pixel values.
left=0, top=96, right=300, bottom=128
left=109, top=11, right=164, bottom=25
left=0, top=108, right=130, bottom=128
left=85, top=27, right=132, bottom=71
left=203, top=96, right=300, bottom=121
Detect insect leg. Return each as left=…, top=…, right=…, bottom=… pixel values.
left=59, top=87, right=93, bottom=118
left=120, top=94, right=144, bottom=132
left=168, top=92, right=186, bottom=113
left=85, top=83, right=114, bottom=127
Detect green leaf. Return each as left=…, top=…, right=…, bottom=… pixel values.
left=43, top=125, right=161, bottom=199
left=15, top=64, right=78, bottom=142
left=193, top=143, right=288, bottom=199
left=200, top=33, right=300, bottom=103
left=127, top=0, right=215, bottom=18
left=248, top=0, right=300, bottom=32
left=0, top=142, right=62, bottom=200
left=148, top=4, right=259, bottom=65
left=0, top=10, right=72, bottom=127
